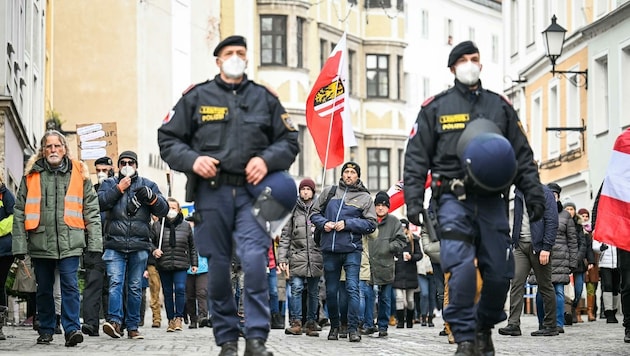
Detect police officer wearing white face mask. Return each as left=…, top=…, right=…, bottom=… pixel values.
left=404, top=41, right=545, bottom=356
left=158, top=35, right=299, bottom=356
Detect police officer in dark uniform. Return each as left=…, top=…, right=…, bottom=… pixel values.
left=403, top=41, right=545, bottom=356
left=157, top=35, right=299, bottom=356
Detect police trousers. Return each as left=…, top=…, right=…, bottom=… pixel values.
left=194, top=183, right=272, bottom=346
left=437, top=193, right=514, bottom=343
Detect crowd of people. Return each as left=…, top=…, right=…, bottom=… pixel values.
left=2, top=34, right=630, bottom=356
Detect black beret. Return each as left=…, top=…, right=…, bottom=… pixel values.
left=447, top=40, right=479, bottom=67
left=213, top=35, right=247, bottom=57
left=94, top=156, right=112, bottom=166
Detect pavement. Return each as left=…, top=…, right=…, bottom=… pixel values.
left=0, top=311, right=628, bottom=356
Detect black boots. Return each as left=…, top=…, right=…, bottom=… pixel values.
left=406, top=309, right=414, bottom=328
left=55, top=314, right=62, bottom=334
left=270, top=313, right=284, bottom=329
left=244, top=339, right=273, bottom=356
left=606, top=310, right=619, bottom=323
left=476, top=328, right=495, bottom=356
left=396, top=310, right=405, bottom=328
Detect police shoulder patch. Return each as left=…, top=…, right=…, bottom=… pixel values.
left=281, top=113, right=297, bottom=132
left=181, top=80, right=209, bottom=96
left=421, top=90, right=448, bottom=107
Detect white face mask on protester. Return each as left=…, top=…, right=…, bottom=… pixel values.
left=97, top=172, right=108, bottom=184
left=221, top=55, right=247, bottom=79
left=167, top=209, right=178, bottom=219
left=120, top=165, right=135, bottom=178
left=455, top=60, right=481, bottom=86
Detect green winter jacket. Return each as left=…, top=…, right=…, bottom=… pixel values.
left=12, top=157, right=102, bottom=259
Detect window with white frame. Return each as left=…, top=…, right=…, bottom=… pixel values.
left=531, top=91, right=543, bottom=162
left=366, top=54, right=389, bottom=98
left=548, top=84, right=560, bottom=157
left=621, top=42, right=630, bottom=127
left=420, top=10, right=429, bottom=38
left=593, top=54, right=609, bottom=134
left=525, top=0, right=536, bottom=46
left=367, top=148, right=390, bottom=192
left=510, top=0, right=518, bottom=55
left=566, top=70, right=581, bottom=150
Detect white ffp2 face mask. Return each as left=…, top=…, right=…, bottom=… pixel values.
left=97, top=172, right=108, bottom=184
left=167, top=210, right=178, bottom=219
left=221, top=55, right=247, bottom=79
left=120, top=166, right=135, bottom=178
left=455, top=61, right=481, bottom=86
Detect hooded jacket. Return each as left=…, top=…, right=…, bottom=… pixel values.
left=512, top=185, right=558, bottom=253
left=12, top=156, right=102, bottom=259
left=310, top=178, right=377, bottom=254
left=278, top=196, right=323, bottom=278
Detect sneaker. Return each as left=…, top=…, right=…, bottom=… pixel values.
left=556, top=326, right=565, bottom=334
left=189, top=321, right=198, bottom=329
left=377, top=330, right=388, bottom=338
left=166, top=319, right=175, bottom=332
left=128, top=330, right=144, bottom=339
left=64, top=330, right=84, bottom=347
left=348, top=331, right=361, bottom=342
left=327, top=327, right=339, bottom=340
left=339, top=324, right=348, bottom=338
left=531, top=327, right=559, bottom=336
left=360, top=326, right=376, bottom=335
left=103, top=321, right=122, bottom=339
left=36, top=333, right=53, bottom=345
left=174, top=317, right=183, bottom=331
left=498, top=324, right=522, bottom=336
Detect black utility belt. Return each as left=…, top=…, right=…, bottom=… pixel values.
left=208, top=172, right=246, bottom=188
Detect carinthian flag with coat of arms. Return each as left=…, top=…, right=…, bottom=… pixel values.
left=306, top=32, right=357, bottom=169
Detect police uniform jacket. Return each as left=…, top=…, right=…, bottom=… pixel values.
left=310, top=179, right=377, bottom=254
left=98, top=174, right=168, bottom=253
left=404, top=79, right=544, bottom=213
left=157, top=74, right=299, bottom=201
left=278, top=197, right=323, bottom=278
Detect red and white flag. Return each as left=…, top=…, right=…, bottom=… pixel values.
left=593, top=128, right=630, bottom=251
left=306, top=32, right=356, bottom=169
left=386, top=174, right=433, bottom=212
left=387, top=180, right=406, bottom=212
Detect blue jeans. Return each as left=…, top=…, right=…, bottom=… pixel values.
left=536, top=282, right=565, bottom=327
left=323, top=250, right=361, bottom=332
left=159, top=269, right=187, bottom=320
left=418, top=274, right=434, bottom=316
left=572, top=272, right=585, bottom=308
left=376, top=284, right=393, bottom=331
left=359, top=281, right=375, bottom=327
left=103, top=249, right=149, bottom=330
left=33, top=256, right=81, bottom=335
left=289, top=276, right=320, bottom=322
left=268, top=267, right=279, bottom=313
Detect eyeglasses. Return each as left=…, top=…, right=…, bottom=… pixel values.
left=120, top=160, right=136, bottom=166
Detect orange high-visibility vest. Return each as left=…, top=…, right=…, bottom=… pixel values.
left=24, top=159, right=85, bottom=231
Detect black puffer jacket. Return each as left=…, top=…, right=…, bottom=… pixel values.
left=550, top=210, right=578, bottom=284
left=393, top=235, right=422, bottom=290
left=151, top=214, right=197, bottom=271
left=98, top=174, right=168, bottom=253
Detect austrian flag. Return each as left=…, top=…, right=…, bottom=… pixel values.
left=593, top=128, right=630, bottom=251
left=306, top=32, right=357, bottom=169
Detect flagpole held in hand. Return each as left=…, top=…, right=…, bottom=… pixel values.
left=158, top=169, right=172, bottom=251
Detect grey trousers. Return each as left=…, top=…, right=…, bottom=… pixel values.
left=507, top=241, right=556, bottom=328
